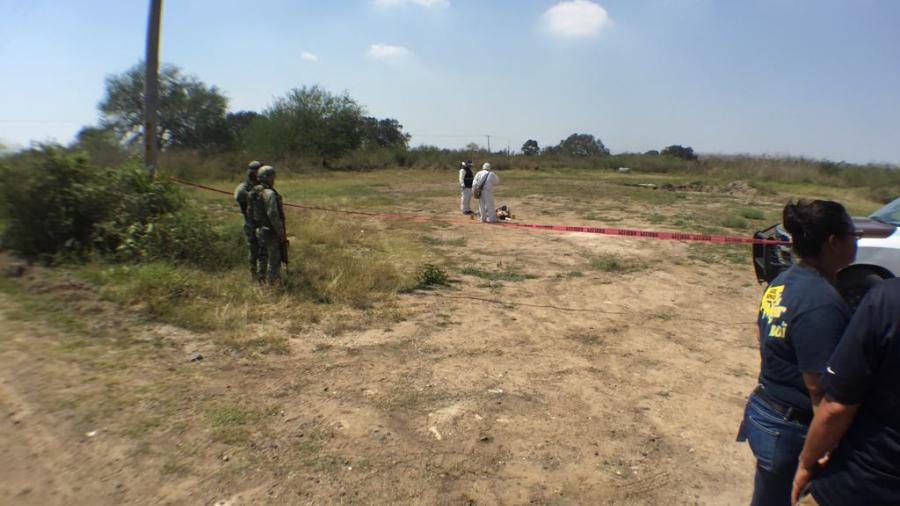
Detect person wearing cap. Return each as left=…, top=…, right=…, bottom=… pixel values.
left=459, top=160, right=475, bottom=215
left=234, top=160, right=265, bottom=281
left=472, top=162, right=500, bottom=223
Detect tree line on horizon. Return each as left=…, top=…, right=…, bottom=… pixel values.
left=74, top=61, right=702, bottom=166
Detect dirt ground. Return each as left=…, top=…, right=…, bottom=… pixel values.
left=0, top=189, right=764, bottom=505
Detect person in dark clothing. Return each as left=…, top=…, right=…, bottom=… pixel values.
left=248, top=165, right=286, bottom=284
left=234, top=160, right=265, bottom=281
left=791, top=278, right=900, bottom=506
left=737, top=199, right=860, bottom=506
left=459, top=160, right=474, bottom=214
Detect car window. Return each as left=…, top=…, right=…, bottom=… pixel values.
left=870, top=197, right=900, bottom=226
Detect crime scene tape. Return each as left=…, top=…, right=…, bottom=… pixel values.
left=170, top=177, right=789, bottom=246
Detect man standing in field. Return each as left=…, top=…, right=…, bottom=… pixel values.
left=234, top=160, right=265, bottom=281
left=249, top=165, right=287, bottom=284
left=459, top=160, right=475, bottom=215
left=472, top=162, right=500, bottom=223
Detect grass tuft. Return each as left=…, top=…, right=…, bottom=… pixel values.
left=721, top=216, right=749, bottom=229
left=588, top=253, right=647, bottom=273
left=739, top=208, right=766, bottom=220
left=461, top=267, right=537, bottom=282
left=420, top=235, right=467, bottom=247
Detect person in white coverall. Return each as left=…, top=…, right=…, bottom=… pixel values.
left=459, top=160, right=474, bottom=214
left=472, top=163, right=500, bottom=223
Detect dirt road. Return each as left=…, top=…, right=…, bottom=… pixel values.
left=0, top=199, right=761, bottom=505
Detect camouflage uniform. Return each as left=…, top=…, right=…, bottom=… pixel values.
left=235, top=161, right=266, bottom=281
left=249, top=166, right=286, bottom=284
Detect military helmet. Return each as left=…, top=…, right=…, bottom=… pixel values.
left=257, top=165, right=276, bottom=184
left=247, top=160, right=262, bottom=173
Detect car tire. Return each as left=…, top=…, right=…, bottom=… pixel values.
left=837, top=268, right=885, bottom=311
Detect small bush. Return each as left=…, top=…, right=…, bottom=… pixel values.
left=0, top=146, right=107, bottom=259
left=721, top=216, right=748, bottom=229
left=417, top=264, right=449, bottom=287
left=0, top=146, right=240, bottom=270
left=740, top=208, right=766, bottom=220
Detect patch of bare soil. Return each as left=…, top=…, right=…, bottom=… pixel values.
left=0, top=195, right=761, bottom=505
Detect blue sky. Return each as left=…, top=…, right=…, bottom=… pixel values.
left=1, top=0, right=899, bottom=163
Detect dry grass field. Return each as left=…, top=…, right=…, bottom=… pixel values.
left=0, top=167, right=888, bottom=505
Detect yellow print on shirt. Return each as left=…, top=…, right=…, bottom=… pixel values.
left=760, top=285, right=789, bottom=338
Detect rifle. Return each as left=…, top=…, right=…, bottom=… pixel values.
left=280, top=223, right=289, bottom=270
left=281, top=238, right=289, bottom=268
left=277, top=194, right=289, bottom=271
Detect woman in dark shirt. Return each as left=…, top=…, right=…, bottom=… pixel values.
left=738, top=199, right=860, bottom=506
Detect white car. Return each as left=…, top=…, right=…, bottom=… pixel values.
left=753, top=196, right=900, bottom=308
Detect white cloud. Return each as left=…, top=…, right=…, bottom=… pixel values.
left=542, top=0, right=610, bottom=37
left=367, top=43, right=413, bottom=62
left=301, top=52, right=318, bottom=62
left=374, top=0, right=449, bottom=8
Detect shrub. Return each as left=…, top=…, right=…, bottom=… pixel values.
left=0, top=146, right=239, bottom=269
left=0, top=146, right=108, bottom=259
left=417, top=264, right=449, bottom=287
left=721, top=216, right=748, bottom=229
left=740, top=208, right=766, bottom=220
left=661, top=145, right=698, bottom=161
left=97, top=210, right=241, bottom=268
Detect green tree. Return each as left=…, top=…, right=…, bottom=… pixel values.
left=361, top=117, right=410, bottom=149
left=661, top=145, right=698, bottom=161
left=98, top=62, right=232, bottom=151
left=246, top=86, right=365, bottom=161
left=521, top=139, right=540, bottom=156
left=557, top=133, right=610, bottom=157
left=226, top=111, right=260, bottom=150
left=70, top=125, right=129, bottom=167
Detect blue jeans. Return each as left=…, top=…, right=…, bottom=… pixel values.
left=740, top=393, right=809, bottom=506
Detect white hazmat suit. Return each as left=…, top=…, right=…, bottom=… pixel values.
left=472, top=163, right=500, bottom=223
left=459, top=163, right=474, bottom=214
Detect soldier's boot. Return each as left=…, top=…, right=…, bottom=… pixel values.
left=250, top=259, right=259, bottom=282
left=252, top=269, right=265, bottom=283
left=256, top=247, right=268, bottom=284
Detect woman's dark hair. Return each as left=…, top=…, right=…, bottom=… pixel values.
left=783, top=199, right=852, bottom=258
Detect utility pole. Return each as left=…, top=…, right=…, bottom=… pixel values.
left=144, top=0, right=163, bottom=177
left=485, top=134, right=491, bottom=153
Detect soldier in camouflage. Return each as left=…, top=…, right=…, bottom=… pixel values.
left=234, top=160, right=266, bottom=281
left=249, top=165, right=287, bottom=284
